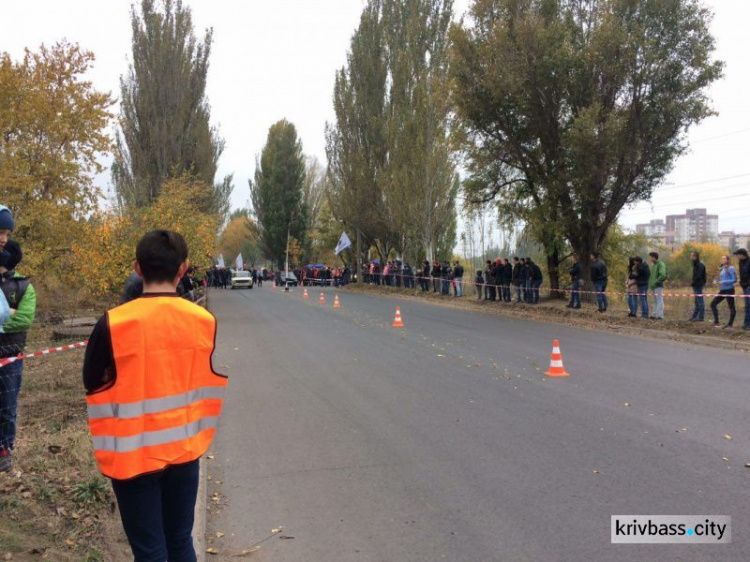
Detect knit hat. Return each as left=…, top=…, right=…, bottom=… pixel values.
left=1, top=240, right=22, bottom=270
left=0, top=206, right=13, bottom=231
left=734, top=248, right=749, bottom=258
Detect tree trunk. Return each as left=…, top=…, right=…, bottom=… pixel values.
left=546, top=249, right=562, bottom=298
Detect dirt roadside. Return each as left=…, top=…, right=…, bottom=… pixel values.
left=340, top=284, right=750, bottom=352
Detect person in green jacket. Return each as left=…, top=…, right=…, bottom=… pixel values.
left=0, top=233, right=37, bottom=472
left=648, top=251, right=667, bottom=320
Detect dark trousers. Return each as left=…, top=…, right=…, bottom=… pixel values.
left=112, top=459, right=200, bottom=562
left=531, top=280, right=542, bottom=303
left=691, top=285, right=705, bottom=320
left=0, top=360, right=23, bottom=451
left=569, top=280, right=581, bottom=308
left=742, top=286, right=750, bottom=328
left=711, top=289, right=736, bottom=326
left=594, top=282, right=608, bottom=311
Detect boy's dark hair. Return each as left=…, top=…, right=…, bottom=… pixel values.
left=634, top=256, right=643, bottom=264
left=649, top=251, right=659, bottom=260
left=136, top=230, right=189, bottom=283
left=691, top=251, right=701, bottom=260
left=592, top=252, right=601, bottom=259
left=513, top=256, right=519, bottom=261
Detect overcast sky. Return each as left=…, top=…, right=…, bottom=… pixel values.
left=2, top=0, right=748, bottom=234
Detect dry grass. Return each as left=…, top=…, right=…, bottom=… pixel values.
left=0, top=327, right=130, bottom=561
left=343, top=283, right=750, bottom=344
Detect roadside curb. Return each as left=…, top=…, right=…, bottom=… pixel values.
left=341, top=286, right=750, bottom=353
left=194, top=456, right=208, bottom=562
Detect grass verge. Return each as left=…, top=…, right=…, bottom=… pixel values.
left=0, top=328, right=130, bottom=561
left=342, top=283, right=750, bottom=347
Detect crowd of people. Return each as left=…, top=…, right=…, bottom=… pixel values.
left=206, top=266, right=268, bottom=288
left=363, top=257, right=545, bottom=303
left=358, top=250, right=750, bottom=331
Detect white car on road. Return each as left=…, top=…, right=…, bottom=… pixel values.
left=231, top=270, right=253, bottom=289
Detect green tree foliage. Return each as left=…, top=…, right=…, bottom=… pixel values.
left=451, top=0, right=724, bottom=283
left=114, top=0, right=232, bottom=222
left=249, top=120, right=308, bottom=267
left=666, top=242, right=724, bottom=285
left=326, top=0, right=458, bottom=263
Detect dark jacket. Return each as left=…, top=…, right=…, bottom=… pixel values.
left=431, top=265, right=440, bottom=278
left=531, top=264, right=543, bottom=282
left=630, top=263, right=650, bottom=287
left=493, top=264, right=503, bottom=285
left=569, top=262, right=581, bottom=283
left=590, top=259, right=608, bottom=283
left=454, top=264, right=464, bottom=279
left=691, top=260, right=707, bottom=288
left=512, top=263, right=522, bottom=285
left=503, top=263, right=513, bottom=284
left=738, top=258, right=750, bottom=289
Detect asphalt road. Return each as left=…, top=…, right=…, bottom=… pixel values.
left=205, top=285, right=748, bottom=561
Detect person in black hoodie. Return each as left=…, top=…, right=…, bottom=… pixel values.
left=421, top=260, right=430, bottom=292
left=590, top=252, right=608, bottom=312
left=502, top=258, right=513, bottom=302
left=529, top=259, right=543, bottom=304
left=431, top=261, right=441, bottom=293
left=690, top=251, right=707, bottom=322
left=512, top=257, right=522, bottom=302
left=733, top=248, right=750, bottom=330
left=493, top=259, right=503, bottom=301
left=453, top=261, right=464, bottom=297
left=475, top=269, right=484, bottom=300
left=632, top=256, right=650, bottom=318
left=567, top=254, right=582, bottom=309
left=484, top=260, right=493, bottom=300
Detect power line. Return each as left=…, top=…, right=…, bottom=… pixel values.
left=691, top=127, right=750, bottom=144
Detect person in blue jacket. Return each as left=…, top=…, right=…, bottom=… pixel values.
left=710, top=254, right=737, bottom=329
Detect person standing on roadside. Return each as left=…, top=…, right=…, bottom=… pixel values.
left=475, top=269, right=484, bottom=300
left=83, top=230, right=227, bottom=561
left=512, top=257, right=522, bottom=302
left=648, top=252, right=667, bottom=320
left=484, top=260, right=494, bottom=301
left=689, top=251, right=707, bottom=322
left=454, top=260, right=464, bottom=297
left=0, top=236, right=37, bottom=473
left=567, top=254, right=582, bottom=309
left=733, top=248, right=750, bottom=330
left=590, top=252, right=608, bottom=313
left=632, top=256, right=650, bottom=319
left=710, top=255, right=737, bottom=330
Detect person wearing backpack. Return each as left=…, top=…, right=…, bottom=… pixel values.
left=648, top=252, right=667, bottom=320
left=0, top=235, right=37, bottom=473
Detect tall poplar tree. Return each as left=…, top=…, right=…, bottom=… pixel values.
left=114, top=0, right=232, bottom=222
left=249, top=120, right=309, bottom=267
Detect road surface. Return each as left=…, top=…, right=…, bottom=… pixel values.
left=205, top=286, right=748, bottom=561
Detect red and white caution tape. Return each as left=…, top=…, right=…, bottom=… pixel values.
left=0, top=341, right=88, bottom=368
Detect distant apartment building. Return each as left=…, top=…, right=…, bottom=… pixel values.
left=635, top=219, right=667, bottom=244
left=664, top=209, right=719, bottom=245
left=636, top=209, right=719, bottom=247
left=720, top=232, right=750, bottom=251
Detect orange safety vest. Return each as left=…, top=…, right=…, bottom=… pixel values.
left=86, top=295, right=227, bottom=480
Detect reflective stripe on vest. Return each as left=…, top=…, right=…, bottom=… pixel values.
left=86, top=296, right=227, bottom=480
left=87, top=386, right=226, bottom=419
left=92, top=416, right=219, bottom=453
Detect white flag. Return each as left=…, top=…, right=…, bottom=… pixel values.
left=335, top=231, right=352, bottom=256
left=217, top=254, right=225, bottom=268
left=235, top=253, right=244, bottom=271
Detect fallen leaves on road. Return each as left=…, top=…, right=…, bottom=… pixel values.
left=216, top=532, right=225, bottom=538
left=279, top=535, right=295, bottom=540
left=206, top=547, right=219, bottom=555
left=623, top=402, right=630, bottom=407
left=593, top=469, right=600, bottom=474
left=271, top=526, right=283, bottom=534
left=724, top=434, right=732, bottom=440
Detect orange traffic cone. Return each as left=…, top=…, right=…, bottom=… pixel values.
left=303, top=288, right=309, bottom=299
left=392, top=306, right=405, bottom=328
left=333, top=294, right=341, bottom=309
left=319, top=292, right=326, bottom=304
left=544, top=339, right=570, bottom=377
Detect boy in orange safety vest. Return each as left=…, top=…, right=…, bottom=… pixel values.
left=83, top=230, right=227, bottom=562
